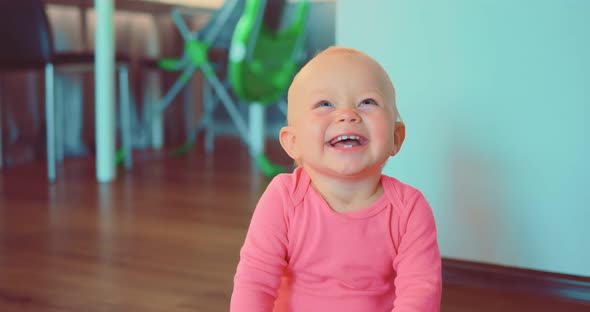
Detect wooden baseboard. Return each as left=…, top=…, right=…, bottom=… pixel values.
left=442, top=258, right=590, bottom=304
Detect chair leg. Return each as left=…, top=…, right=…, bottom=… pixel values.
left=0, top=82, right=3, bottom=170
left=201, top=62, right=251, bottom=147
left=45, top=64, right=56, bottom=182
left=118, top=65, right=132, bottom=170
left=249, top=102, right=265, bottom=157
left=203, top=79, right=215, bottom=154
left=183, top=75, right=194, bottom=144
left=55, top=75, right=64, bottom=163
left=143, top=71, right=163, bottom=150
left=155, top=63, right=197, bottom=114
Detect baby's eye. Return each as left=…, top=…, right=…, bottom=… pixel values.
left=359, top=99, right=377, bottom=106
left=317, top=101, right=333, bottom=108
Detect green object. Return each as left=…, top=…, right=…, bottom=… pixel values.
left=159, top=41, right=211, bottom=72
left=229, top=0, right=310, bottom=105
left=187, top=41, right=212, bottom=74
left=158, top=57, right=184, bottom=71
left=172, top=142, right=194, bottom=157
left=255, top=153, right=285, bottom=178
left=156, top=1, right=310, bottom=178
left=115, top=148, right=126, bottom=165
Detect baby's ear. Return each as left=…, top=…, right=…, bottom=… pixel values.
left=279, top=126, right=301, bottom=160
left=391, top=122, right=406, bottom=156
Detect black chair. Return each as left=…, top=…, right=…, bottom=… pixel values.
left=0, top=0, right=132, bottom=181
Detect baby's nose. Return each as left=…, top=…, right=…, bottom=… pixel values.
left=338, top=109, right=361, bottom=123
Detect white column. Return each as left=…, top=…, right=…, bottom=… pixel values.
left=249, top=103, right=265, bottom=156
left=94, top=0, right=115, bottom=182
left=146, top=16, right=163, bottom=149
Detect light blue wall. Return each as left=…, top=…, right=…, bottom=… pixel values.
left=337, top=0, right=590, bottom=276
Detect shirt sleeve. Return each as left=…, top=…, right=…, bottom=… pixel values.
left=230, top=177, right=290, bottom=311
left=391, top=190, right=442, bottom=312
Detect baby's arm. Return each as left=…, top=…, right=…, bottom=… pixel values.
left=230, top=178, right=290, bottom=311
left=392, top=191, right=442, bottom=312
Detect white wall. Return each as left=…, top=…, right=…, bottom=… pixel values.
left=337, top=0, right=590, bottom=277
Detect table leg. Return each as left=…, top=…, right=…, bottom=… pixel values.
left=95, top=0, right=116, bottom=183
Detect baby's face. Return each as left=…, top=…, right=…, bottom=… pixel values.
left=281, top=52, right=401, bottom=178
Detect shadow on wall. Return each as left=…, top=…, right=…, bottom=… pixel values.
left=448, top=132, right=507, bottom=263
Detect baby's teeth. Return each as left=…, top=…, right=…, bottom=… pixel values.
left=334, top=135, right=361, bottom=143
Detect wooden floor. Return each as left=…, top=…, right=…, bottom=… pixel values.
left=1, top=138, right=588, bottom=312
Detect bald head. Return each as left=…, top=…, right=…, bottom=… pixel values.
left=287, top=46, right=398, bottom=124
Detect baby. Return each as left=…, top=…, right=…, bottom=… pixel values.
left=231, top=46, right=441, bottom=311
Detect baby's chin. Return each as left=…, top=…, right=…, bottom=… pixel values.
left=309, top=164, right=384, bottom=180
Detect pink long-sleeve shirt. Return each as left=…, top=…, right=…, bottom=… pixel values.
left=231, top=167, right=441, bottom=311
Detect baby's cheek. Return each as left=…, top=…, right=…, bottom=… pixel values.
left=373, top=118, right=395, bottom=142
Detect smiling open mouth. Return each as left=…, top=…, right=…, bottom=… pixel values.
left=328, top=135, right=368, bottom=148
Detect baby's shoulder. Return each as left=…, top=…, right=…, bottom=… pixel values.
left=381, top=174, right=426, bottom=210
left=267, top=167, right=310, bottom=207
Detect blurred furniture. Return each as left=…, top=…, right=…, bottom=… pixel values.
left=0, top=0, right=132, bottom=182
left=141, top=0, right=242, bottom=155
left=42, top=0, right=221, bottom=182
left=150, top=0, right=309, bottom=177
